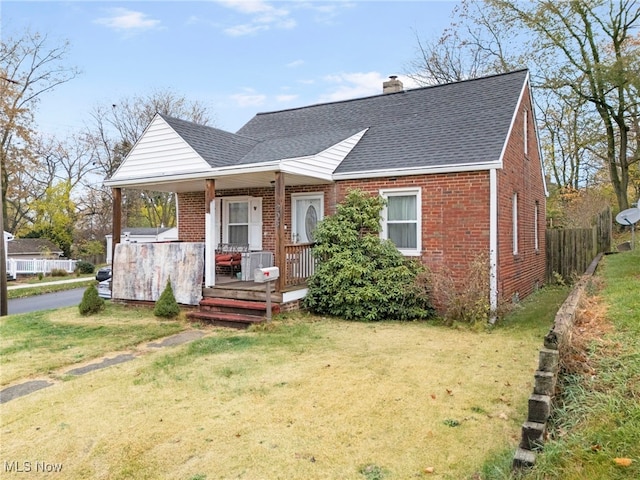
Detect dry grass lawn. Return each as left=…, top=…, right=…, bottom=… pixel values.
left=0, top=312, right=549, bottom=480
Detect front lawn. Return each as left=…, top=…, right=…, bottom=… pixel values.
left=0, top=287, right=568, bottom=480
left=0, top=304, right=185, bottom=385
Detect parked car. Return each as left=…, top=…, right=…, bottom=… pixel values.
left=95, top=266, right=112, bottom=282
left=97, top=279, right=111, bottom=299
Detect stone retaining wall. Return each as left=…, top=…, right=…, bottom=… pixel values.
left=513, top=252, right=604, bottom=469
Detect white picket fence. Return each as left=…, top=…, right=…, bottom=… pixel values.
left=6, top=258, right=78, bottom=279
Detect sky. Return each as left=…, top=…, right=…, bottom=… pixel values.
left=2, top=0, right=460, bottom=138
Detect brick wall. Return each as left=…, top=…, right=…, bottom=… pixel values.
left=496, top=83, right=547, bottom=303
left=177, top=184, right=337, bottom=251
left=177, top=191, right=206, bottom=242
left=335, top=173, right=492, bottom=292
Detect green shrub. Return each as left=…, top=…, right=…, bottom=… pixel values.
left=76, top=261, right=95, bottom=274
left=302, top=189, right=434, bottom=322
left=154, top=279, right=181, bottom=318
left=78, top=285, right=105, bottom=315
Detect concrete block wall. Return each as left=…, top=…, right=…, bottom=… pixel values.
left=513, top=253, right=603, bottom=470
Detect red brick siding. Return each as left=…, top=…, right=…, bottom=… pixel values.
left=177, top=191, right=206, bottom=242
left=335, top=173, right=491, bottom=291
left=496, top=84, right=546, bottom=302
left=177, top=184, right=337, bottom=251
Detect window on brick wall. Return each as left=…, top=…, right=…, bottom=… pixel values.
left=380, top=188, right=421, bottom=255
left=523, top=109, right=529, bottom=156
left=513, top=192, right=519, bottom=255
left=221, top=197, right=262, bottom=250
left=534, top=200, right=539, bottom=252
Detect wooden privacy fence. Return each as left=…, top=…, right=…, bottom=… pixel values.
left=546, top=207, right=612, bottom=283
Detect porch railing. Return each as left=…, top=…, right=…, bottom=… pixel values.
left=284, top=243, right=316, bottom=288
left=7, top=258, right=78, bottom=278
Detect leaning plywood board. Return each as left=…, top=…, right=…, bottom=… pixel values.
left=112, top=242, right=204, bottom=305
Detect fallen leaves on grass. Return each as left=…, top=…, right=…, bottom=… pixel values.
left=613, top=457, right=633, bottom=467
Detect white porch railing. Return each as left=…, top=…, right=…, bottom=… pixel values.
left=6, top=258, right=78, bottom=278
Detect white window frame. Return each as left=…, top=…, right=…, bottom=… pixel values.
left=221, top=196, right=262, bottom=250
left=523, top=109, right=529, bottom=156
left=291, top=192, right=324, bottom=244
left=513, top=192, right=519, bottom=255
left=222, top=197, right=249, bottom=245
left=534, top=201, right=539, bottom=252
left=380, top=187, right=421, bottom=256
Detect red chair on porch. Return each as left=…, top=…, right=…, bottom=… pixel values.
left=215, top=243, right=249, bottom=278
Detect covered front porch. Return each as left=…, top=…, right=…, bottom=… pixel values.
left=108, top=169, right=328, bottom=322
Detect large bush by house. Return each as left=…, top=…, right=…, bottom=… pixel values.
left=302, top=189, right=434, bottom=322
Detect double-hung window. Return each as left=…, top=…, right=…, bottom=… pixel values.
left=381, top=188, right=421, bottom=255
left=227, top=201, right=249, bottom=245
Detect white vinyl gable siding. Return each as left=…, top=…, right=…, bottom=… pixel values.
left=281, top=129, right=368, bottom=180
left=109, top=116, right=212, bottom=182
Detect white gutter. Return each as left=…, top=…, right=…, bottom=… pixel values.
left=104, top=161, right=281, bottom=188
left=332, top=160, right=503, bottom=181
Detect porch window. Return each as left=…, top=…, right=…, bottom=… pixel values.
left=381, top=188, right=421, bottom=255
left=219, top=197, right=262, bottom=250
left=227, top=201, right=249, bottom=245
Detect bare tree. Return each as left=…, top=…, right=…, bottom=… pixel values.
left=87, top=89, right=214, bottom=229
left=0, top=29, right=79, bottom=232
left=405, top=0, right=523, bottom=86
left=489, top=0, right=640, bottom=212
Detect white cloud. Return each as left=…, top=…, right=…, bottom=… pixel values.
left=276, top=94, right=298, bottom=103
left=318, top=72, right=420, bottom=102
left=215, top=0, right=296, bottom=36
left=318, top=72, right=386, bottom=102
left=94, top=8, right=161, bottom=32
left=231, top=88, right=267, bottom=107
left=286, top=59, right=305, bottom=68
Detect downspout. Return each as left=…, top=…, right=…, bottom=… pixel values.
left=489, top=168, right=498, bottom=323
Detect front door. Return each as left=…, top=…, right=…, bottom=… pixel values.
left=291, top=193, right=323, bottom=243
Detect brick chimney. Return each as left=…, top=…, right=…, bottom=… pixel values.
left=383, top=75, right=403, bottom=94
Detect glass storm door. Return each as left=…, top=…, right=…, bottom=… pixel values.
left=292, top=195, right=323, bottom=243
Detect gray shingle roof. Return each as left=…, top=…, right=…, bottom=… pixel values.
left=160, top=70, right=529, bottom=174
left=159, top=114, right=258, bottom=168
left=237, top=69, right=529, bottom=174
left=7, top=238, right=63, bottom=256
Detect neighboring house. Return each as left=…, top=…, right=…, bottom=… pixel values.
left=104, top=70, right=547, bottom=314
left=6, top=238, right=64, bottom=260
left=105, top=227, right=178, bottom=264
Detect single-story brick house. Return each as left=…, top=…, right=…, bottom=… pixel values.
left=104, top=69, right=546, bottom=320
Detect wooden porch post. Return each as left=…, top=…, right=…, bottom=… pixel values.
left=111, top=187, right=121, bottom=265
left=274, top=171, right=286, bottom=292
left=205, top=179, right=216, bottom=287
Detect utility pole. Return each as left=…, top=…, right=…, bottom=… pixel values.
left=0, top=163, right=7, bottom=316
left=0, top=75, right=19, bottom=315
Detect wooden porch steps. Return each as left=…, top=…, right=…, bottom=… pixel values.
left=186, top=297, right=280, bottom=329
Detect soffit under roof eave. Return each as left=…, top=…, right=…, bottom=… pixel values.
left=331, top=161, right=503, bottom=181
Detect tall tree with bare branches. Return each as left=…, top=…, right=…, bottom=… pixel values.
left=1, top=29, right=80, bottom=232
